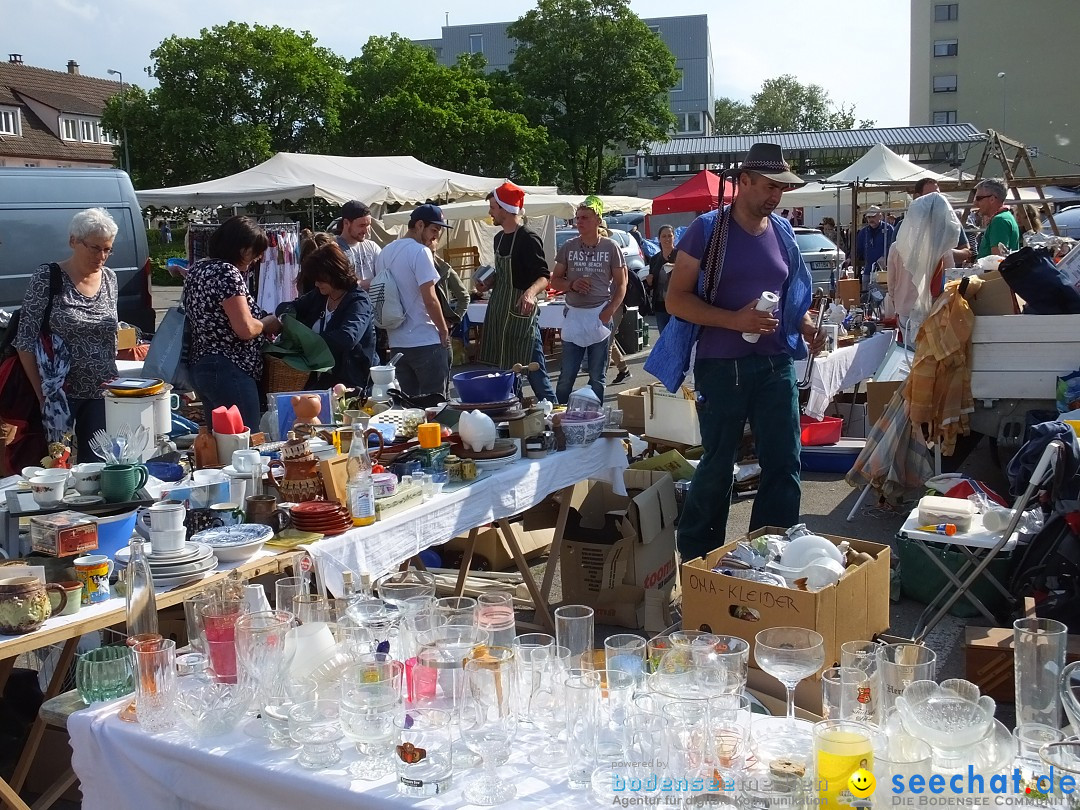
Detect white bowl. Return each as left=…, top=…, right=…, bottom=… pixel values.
left=780, top=534, right=845, bottom=569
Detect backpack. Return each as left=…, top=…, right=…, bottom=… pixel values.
left=623, top=271, right=653, bottom=316
left=369, top=269, right=406, bottom=330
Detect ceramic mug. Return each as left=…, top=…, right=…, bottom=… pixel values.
left=29, top=473, right=66, bottom=507
left=74, top=555, right=114, bottom=605
left=245, top=495, right=291, bottom=532
left=149, top=527, right=187, bottom=554
left=136, top=500, right=186, bottom=534
left=209, top=502, right=245, bottom=528
left=49, top=581, right=84, bottom=616
left=232, top=449, right=263, bottom=474
left=100, top=464, right=149, bottom=503
left=184, top=508, right=219, bottom=539
left=71, top=463, right=106, bottom=495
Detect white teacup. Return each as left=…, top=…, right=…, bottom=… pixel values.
left=139, top=501, right=186, bottom=533
left=71, top=462, right=106, bottom=495
left=193, top=469, right=227, bottom=486
left=232, top=449, right=263, bottom=473
left=149, top=527, right=187, bottom=554
left=29, top=473, right=67, bottom=506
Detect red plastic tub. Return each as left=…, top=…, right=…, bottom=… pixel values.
left=799, top=414, right=843, bottom=446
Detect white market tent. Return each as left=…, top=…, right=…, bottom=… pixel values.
left=826, top=143, right=947, bottom=185
left=135, top=152, right=557, bottom=208
left=380, top=194, right=652, bottom=226
left=781, top=181, right=891, bottom=209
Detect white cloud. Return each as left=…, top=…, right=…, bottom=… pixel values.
left=54, top=0, right=99, bottom=21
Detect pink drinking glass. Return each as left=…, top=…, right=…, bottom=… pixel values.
left=201, top=598, right=246, bottom=683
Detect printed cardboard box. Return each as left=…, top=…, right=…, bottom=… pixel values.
left=964, top=625, right=1080, bottom=702
left=616, top=386, right=647, bottom=433
left=680, top=527, right=891, bottom=672
left=643, top=384, right=701, bottom=446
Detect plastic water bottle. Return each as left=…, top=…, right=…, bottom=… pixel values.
left=742, top=292, right=780, bottom=343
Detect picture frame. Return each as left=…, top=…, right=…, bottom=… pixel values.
left=274, top=389, right=333, bottom=440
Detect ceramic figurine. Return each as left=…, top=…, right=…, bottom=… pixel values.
left=291, top=394, right=323, bottom=431
left=458, top=410, right=497, bottom=452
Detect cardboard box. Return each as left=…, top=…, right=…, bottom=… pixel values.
left=969, top=270, right=1019, bottom=316
left=965, top=625, right=1080, bottom=702
left=441, top=524, right=554, bottom=571
left=116, top=326, right=138, bottom=350
left=560, top=469, right=678, bottom=629
left=643, top=384, right=701, bottom=446
left=866, top=380, right=903, bottom=429
left=680, top=527, right=891, bottom=673
left=629, top=449, right=695, bottom=481
left=30, top=510, right=98, bottom=557
left=617, top=386, right=648, bottom=433
left=837, top=278, right=861, bottom=309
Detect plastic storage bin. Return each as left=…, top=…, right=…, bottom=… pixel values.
left=799, top=414, right=843, bottom=446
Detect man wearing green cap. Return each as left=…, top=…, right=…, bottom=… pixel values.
left=551, top=196, right=627, bottom=402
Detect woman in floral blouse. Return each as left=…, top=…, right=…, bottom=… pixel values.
left=182, top=216, right=281, bottom=432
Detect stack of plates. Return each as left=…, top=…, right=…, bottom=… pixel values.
left=290, top=501, right=353, bottom=536
left=473, top=442, right=522, bottom=471
left=115, top=542, right=219, bottom=588
left=447, top=397, right=525, bottom=420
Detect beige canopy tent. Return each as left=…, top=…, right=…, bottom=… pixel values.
left=135, top=152, right=556, bottom=208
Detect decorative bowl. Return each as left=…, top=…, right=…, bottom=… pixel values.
left=453, top=370, right=516, bottom=403
left=895, top=679, right=995, bottom=765
left=174, top=673, right=253, bottom=737
left=191, top=524, right=273, bottom=562
left=560, top=413, right=606, bottom=447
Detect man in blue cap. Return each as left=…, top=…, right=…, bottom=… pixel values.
left=373, top=203, right=452, bottom=396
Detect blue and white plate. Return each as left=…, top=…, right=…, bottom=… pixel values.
left=192, top=524, right=274, bottom=547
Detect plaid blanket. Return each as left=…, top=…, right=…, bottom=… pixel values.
left=846, top=385, right=933, bottom=502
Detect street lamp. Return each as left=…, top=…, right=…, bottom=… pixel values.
left=106, top=69, right=130, bottom=174
left=996, top=71, right=1007, bottom=134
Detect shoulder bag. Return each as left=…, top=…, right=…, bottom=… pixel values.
left=142, top=306, right=195, bottom=392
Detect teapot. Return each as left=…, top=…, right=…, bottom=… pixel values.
left=267, top=458, right=325, bottom=503
left=0, top=576, right=67, bottom=634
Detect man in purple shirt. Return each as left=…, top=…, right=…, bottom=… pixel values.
left=666, top=143, right=824, bottom=561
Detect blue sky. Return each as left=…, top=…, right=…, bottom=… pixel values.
left=4, top=0, right=910, bottom=127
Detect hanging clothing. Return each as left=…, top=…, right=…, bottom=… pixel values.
left=478, top=229, right=539, bottom=369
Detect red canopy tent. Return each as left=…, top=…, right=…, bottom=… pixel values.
left=651, top=170, right=734, bottom=215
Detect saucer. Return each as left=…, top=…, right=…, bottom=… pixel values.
left=63, top=494, right=104, bottom=506
left=221, top=462, right=270, bottom=477
left=192, top=524, right=274, bottom=547
left=115, top=542, right=212, bottom=566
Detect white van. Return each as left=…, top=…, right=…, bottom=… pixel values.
left=0, top=167, right=154, bottom=332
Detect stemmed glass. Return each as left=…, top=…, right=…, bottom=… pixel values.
left=235, top=610, right=295, bottom=717
left=375, top=570, right=436, bottom=613
left=754, top=627, right=825, bottom=758
left=459, top=648, right=517, bottom=805
left=339, top=657, right=403, bottom=779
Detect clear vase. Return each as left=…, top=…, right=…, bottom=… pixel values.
left=125, top=539, right=158, bottom=639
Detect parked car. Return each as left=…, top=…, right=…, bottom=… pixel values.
left=1043, top=206, right=1080, bottom=239
left=794, top=226, right=845, bottom=288
left=0, top=168, right=154, bottom=332
left=555, top=227, right=647, bottom=280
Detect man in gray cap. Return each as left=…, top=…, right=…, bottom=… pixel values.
left=855, top=205, right=895, bottom=288
left=665, top=142, right=824, bottom=560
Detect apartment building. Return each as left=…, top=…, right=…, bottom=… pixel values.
left=415, top=13, right=715, bottom=147
left=909, top=0, right=1080, bottom=175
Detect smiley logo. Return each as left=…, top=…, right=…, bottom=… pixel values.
left=848, top=767, right=876, bottom=799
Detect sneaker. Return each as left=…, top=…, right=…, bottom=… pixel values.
left=611, top=369, right=632, bottom=385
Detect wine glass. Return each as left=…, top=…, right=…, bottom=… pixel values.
left=459, top=648, right=517, bottom=805
left=754, top=627, right=825, bottom=758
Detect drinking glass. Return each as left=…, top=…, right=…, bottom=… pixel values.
left=376, top=570, right=437, bottom=612
left=670, top=630, right=716, bottom=649
left=646, top=635, right=674, bottom=674
left=288, top=699, right=342, bottom=769
left=841, top=640, right=883, bottom=724
left=182, top=591, right=217, bottom=655
left=340, top=660, right=403, bottom=779
left=521, top=645, right=572, bottom=767
left=821, top=666, right=870, bottom=721
left=872, top=735, right=932, bottom=810
left=754, top=627, right=825, bottom=723
left=663, top=699, right=710, bottom=785
left=76, top=645, right=133, bottom=704
left=690, top=635, right=749, bottom=696
left=1014, top=617, right=1067, bottom=728
left=813, top=719, right=875, bottom=807
left=1013, top=723, right=1066, bottom=770
left=476, top=591, right=517, bottom=649
left=235, top=610, right=295, bottom=713
left=513, top=633, right=554, bottom=651
left=293, top=594, right=330, bottom=625
left=348, top=598, right=396, bottom=652
left=395, top=707, right=454, bottom=798
left=201, top=598, right=246, bottom=684
left=262, top=675, right=318, bottom=747
left=591, top=710, right=666, bottom=802
left=275, top=576, right=305, bottom=612
left=876, top=643, right=936, bottom=715
left=132, top=637, right=177, bottom=733
left=436, top=596, right=478, bottom=627
left=565, top=668, right=601, bottom=790
left=554, top=605, right=594, bottom=667
left=594, top=669, right=636, bottom=764
left=459, top=650, right=518, bottom=805
left=709, top=693, right=753, bottom=775
left=605, top=634, right=647, bottom=685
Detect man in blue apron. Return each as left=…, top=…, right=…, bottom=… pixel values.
left=476, top=182, right=556, bottom=403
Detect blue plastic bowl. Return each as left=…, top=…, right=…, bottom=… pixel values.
left=452, top=370, right=515, bottom=403
left=93, top=509, right=139, bottom=559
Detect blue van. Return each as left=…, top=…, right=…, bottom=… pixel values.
left=0, top=167, right=155, bottom=332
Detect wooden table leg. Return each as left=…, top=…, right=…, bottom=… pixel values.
left=453, top=527, right=479, bottom=597
left=539, top=485, right=574, bottom=604
left=28, top=768, right=76, bottom=810
left=0, top=777, right=32, bottom=810
left=0, top=656, right=14, bottom=696
left=9, top=637, right=78, bottom=793
left=496, top=519, right=554, bottom=634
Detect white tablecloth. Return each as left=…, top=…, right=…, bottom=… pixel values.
left=303, top=439, right=628, bottom=597
left=466, top=300, right=568, bottom=330
left=795, top=331, right=901, bottom=420
left=68, top=699, right=592, bottom=810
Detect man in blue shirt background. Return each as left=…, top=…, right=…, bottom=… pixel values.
left=855, top=205, right=895, bottom=289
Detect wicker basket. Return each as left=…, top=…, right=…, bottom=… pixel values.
left=263, top=355, right=312, bottom=393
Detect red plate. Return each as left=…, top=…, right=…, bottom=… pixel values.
left=290, top=501, right=346, bottom=515
left=294, top=519, right=351, bottom=529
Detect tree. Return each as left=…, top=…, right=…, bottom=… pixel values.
left=339, top=36, right=553, bottom=185
left=103, top=22, right=347, bottom=187
left=508, top=0, right=679, bottom=193
left=713, top=75, right=875, bottom=135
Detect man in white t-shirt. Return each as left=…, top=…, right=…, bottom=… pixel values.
left=373, top=203, right=452, bottom=397
left=336, top=200, right=381, bottom=290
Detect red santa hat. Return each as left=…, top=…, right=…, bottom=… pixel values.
left=491, top=182, right=525, bottom=215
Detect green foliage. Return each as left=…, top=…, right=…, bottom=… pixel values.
left=713, top=75, right=875, bottom=135
left=147, top=227, right=188, bottom=286
left=508, top=0, right=678, bottom=193
left=339, top=36, right=553, bottom=185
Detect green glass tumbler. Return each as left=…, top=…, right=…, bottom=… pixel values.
left=75, top=645, right=134, bottom=704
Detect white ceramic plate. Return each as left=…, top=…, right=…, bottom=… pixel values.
left=221, top=463, right=270, bottom=478
left=63, top=494, right=105, bottom=506
left=150, top=571, right=211, bottom=590
left=192, top=524, right=274, bottom=547
left=148, top=555, right=219, bottom=577
left=115, top=542, right=213, bottom=567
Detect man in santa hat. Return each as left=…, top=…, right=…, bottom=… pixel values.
left=476, top=181, right=556, bottom=402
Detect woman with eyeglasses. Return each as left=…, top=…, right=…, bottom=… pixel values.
left=14, top=207, right=121, bottom=462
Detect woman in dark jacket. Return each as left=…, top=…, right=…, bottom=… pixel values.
left=277, top=241, right=376, bottom=391
left=645, top=224, right=677, bottom=335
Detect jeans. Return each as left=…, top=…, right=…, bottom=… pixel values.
left=676, top=354, right=802, bottom=561
left=556, top=333, right=610, bottom=404
left=69, top=397, right=107, bottom=463
left=528, top=327, right=556, bottom=403
left=192, top=354, right=263, bottom=433
left=654, top=310, right=670, bottom=335
left=392, top=344, right=451, bottom=398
